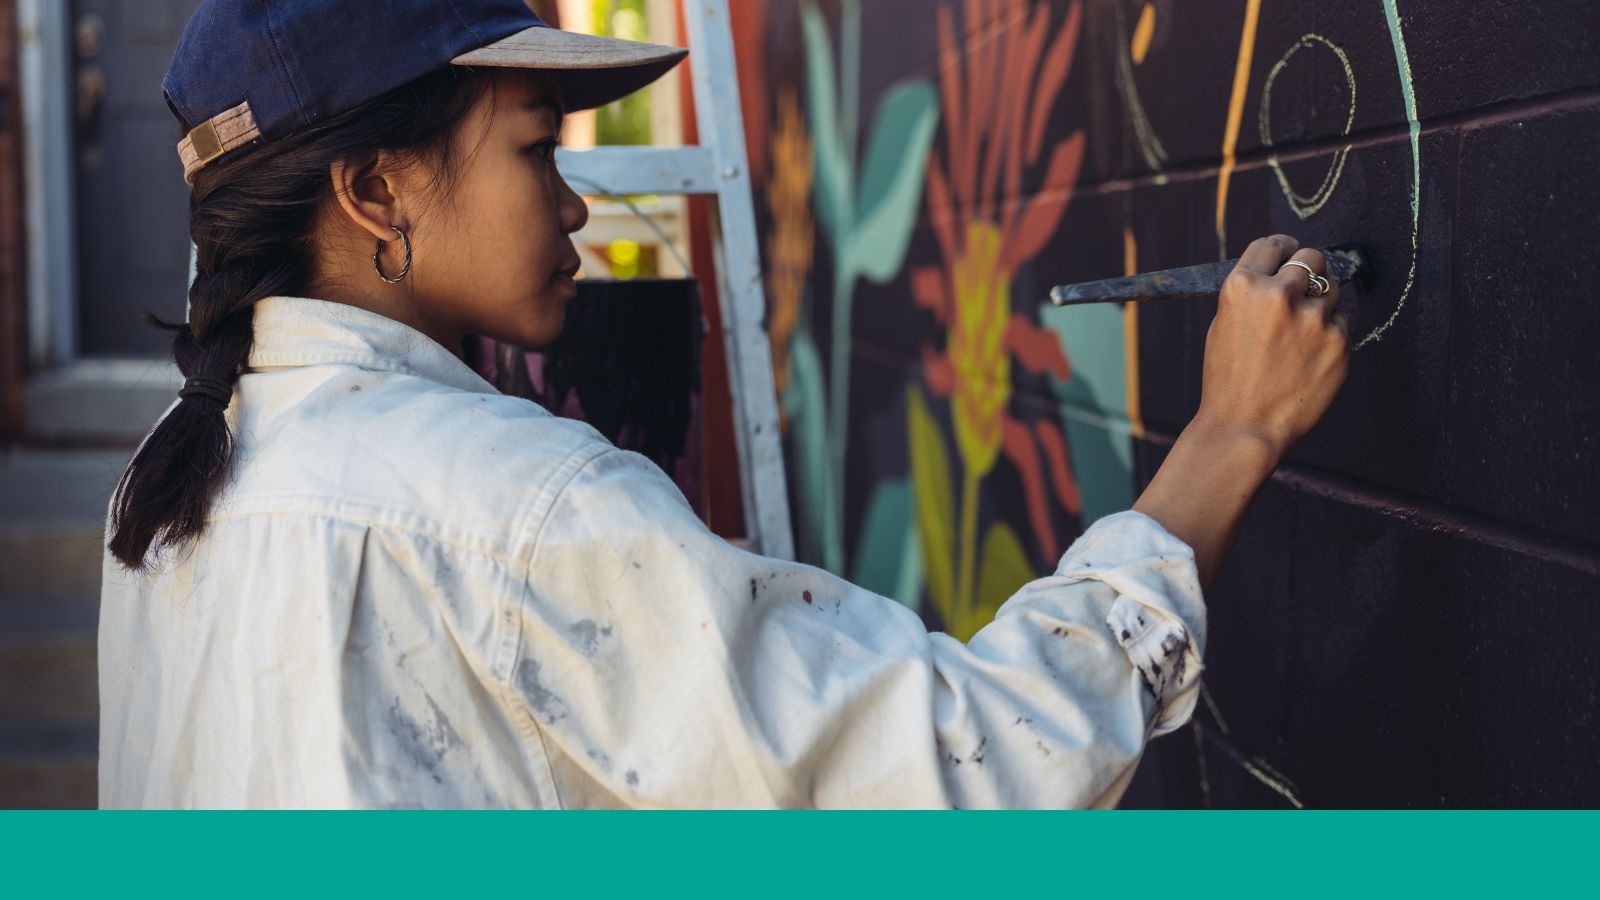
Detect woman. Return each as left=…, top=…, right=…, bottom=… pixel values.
left=99, top=0, right=1348, bottom=808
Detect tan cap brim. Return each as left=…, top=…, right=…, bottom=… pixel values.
left=450, top=25, right=688, bottom=112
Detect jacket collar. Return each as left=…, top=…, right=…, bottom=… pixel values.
left=248, top=296, right=499, bottom=396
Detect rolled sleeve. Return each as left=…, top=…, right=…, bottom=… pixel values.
left=1009, top=510, right=1206, bottom=737
left=506, top=447, right=1206, bottom=809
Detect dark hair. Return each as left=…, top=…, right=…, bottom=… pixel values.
left=108, top=64, right=496, bottom=571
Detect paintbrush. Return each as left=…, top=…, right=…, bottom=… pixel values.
left=1048, top=244, right=1370, bottom=306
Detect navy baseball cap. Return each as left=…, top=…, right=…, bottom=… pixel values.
left=165, top=0, right=688, bottom=186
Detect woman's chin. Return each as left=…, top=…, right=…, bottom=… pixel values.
left=517, top=310, right=567, bottom=350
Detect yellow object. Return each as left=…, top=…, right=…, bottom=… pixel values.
left=607, top=238, right=641, bottom=279
left=1215, top=0, right=1263, bottom=256
left=1130, top=3, right=1156, bottom=65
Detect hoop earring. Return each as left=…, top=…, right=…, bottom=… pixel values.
left=373, top=225, right=412, bottom=284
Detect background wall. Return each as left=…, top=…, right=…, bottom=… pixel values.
left=736, top=0, right=1600, bottom=807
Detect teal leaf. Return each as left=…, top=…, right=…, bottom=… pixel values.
left=894, top=509, right=924, bottom=612
left=801, top=3, right=851, bottom=247
left=850, top=479, right=919, bottom=611
left=787, top=329, right=842, bottom=573
left=1038, top=301, right=1137, bottom=523
left=851, top=80, right=939, bottom=284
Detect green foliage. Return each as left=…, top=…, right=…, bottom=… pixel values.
left=592, top=0, right=653, bottom=146
left=801, top=3, right=850, bottom=243
left=851, top=479, right=921, bottom=612
left=976, top=522, right=1034, bottom=626
left=907, top=385, right=955, bottom=620
left=852, top=82, right=939, bottom=284
left=785, top=330, right=841, bottom=572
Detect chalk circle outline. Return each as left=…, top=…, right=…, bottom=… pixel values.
left=1259, top=33, right=1356, bottom=220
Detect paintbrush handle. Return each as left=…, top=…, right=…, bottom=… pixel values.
left=1048, top=247, right=1366, bottom=307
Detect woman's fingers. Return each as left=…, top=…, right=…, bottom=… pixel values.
left=1331, top=309, right=1352, bottom=340
left=1235, top=234, right=1299, bottom=276
left=1273, top=247, right=1342, bottom=319
left=1272, top=247, right=1324, bottom=292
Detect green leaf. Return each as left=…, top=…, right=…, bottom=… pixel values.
left=851, top=80, right=939, bottom=285
left=893, top=513, right=924, bottom=612
left=787, top=329, right=842, bottom=573
left=850, top=479, right=919, bottom=611
left=801, top=3, right=851, bottom=247
left=975, top=521, right=1036, bottom=628
left=907, top=384, right=955, bottom=622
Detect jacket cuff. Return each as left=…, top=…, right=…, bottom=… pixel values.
left=1052, top=510, right=1206, bottom=737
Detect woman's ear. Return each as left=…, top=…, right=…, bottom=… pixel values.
left=328, top=151, right=406, bottom=242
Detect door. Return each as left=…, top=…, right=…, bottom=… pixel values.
left=72, top=0, right=203, bottom=357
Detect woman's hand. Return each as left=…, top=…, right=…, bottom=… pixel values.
left=1194, top=234, right=1350, bottom=457
left=1132, top=234, right=1351, bottom=588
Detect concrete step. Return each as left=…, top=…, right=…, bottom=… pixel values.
left=0, top=597, right=98, bottom=634
left=0, top=527, right=104, bottom=607
left=23, top=359, right=178, bottom=445
left=0, top=642, right=99, bottom=809
left=0, top=446, right=130, bottom=604
left=0, top=635, right=98, bottom=720
left=0, top=720, right=97, bottom=756
left=0, top=447, right=126, bottom=810
left=0, top=759, right=95, bottom=809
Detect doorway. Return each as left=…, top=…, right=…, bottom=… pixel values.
left=70, top=0, right=200, bottom=357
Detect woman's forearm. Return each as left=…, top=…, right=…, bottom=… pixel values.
left=1132, top=419, right=1280, bottom=589
left=1127, top=234, right=1350, bottom=589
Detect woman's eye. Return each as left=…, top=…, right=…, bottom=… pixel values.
left=526, top=139, right=559, bottom=162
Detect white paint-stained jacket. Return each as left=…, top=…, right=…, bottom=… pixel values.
left=99, top=295, right=1206, bottom=809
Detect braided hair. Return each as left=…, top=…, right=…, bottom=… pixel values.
left=109, top=64, right=496, bottom=571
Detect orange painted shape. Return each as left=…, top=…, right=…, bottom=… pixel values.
left=1131, top=3, right=1156, bottom=65
left=1215, top=0, right=1263, bottom=256
left=1033, top=419, right=1082, bottom=515
left=1002, top=415, right=1058, bottom=562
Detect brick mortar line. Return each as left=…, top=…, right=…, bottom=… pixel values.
left=916, top=84, right=1600, bottom=223
left=1136, top=427, right=1600, bottom=576
left=1083, top=84, right=1600, bottom=193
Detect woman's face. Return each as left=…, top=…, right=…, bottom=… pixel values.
left=317, top=68, right=589, bottom=353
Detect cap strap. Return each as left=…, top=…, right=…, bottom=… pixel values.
left=177, top=100, right=261, bottom=185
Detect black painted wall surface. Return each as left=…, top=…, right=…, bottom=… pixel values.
left=1114, top=0, right=1600, bottom=808
left=738, top=0, right=1600, bottom=807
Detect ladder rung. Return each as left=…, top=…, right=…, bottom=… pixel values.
left=555, top=146, right=721, bottom=196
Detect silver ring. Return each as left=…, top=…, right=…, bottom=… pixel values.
left=1279, top=259, right=1331, bottom=298
left=1279, top=259, right=1318, bottom=278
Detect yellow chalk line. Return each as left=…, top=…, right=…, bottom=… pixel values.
left=1261, top=34, right=1356, bottom=220
left=1215, top=0, right=1263, bottom=258
left=1131, top=2, right=1156, bottom=65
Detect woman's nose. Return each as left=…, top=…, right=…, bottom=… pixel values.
left=558, top=175, right=589, bottom=235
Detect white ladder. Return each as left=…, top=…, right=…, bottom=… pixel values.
left=555, top=0, right=792, bottom=560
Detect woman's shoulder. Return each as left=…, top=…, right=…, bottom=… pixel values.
left=225, top=366, right=617, bottom=548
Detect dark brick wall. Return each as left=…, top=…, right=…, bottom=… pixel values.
left=737, top=0, right=1597, bottom=807
left=1113, top=0, right=1600, bottom=809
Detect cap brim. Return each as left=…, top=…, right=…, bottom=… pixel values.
left=450, top=26, right=688, bottom=112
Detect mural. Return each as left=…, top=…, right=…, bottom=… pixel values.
left=906, top=1, right=1085, bottom=638
left=739, top=0, right=1600, bottom=806
left=785, top=0, right=939, bottom=579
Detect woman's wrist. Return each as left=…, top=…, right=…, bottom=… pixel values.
left=1188, top=406, right=1294, bottom=465
left=1132, top=413, right=1284, bottom=588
